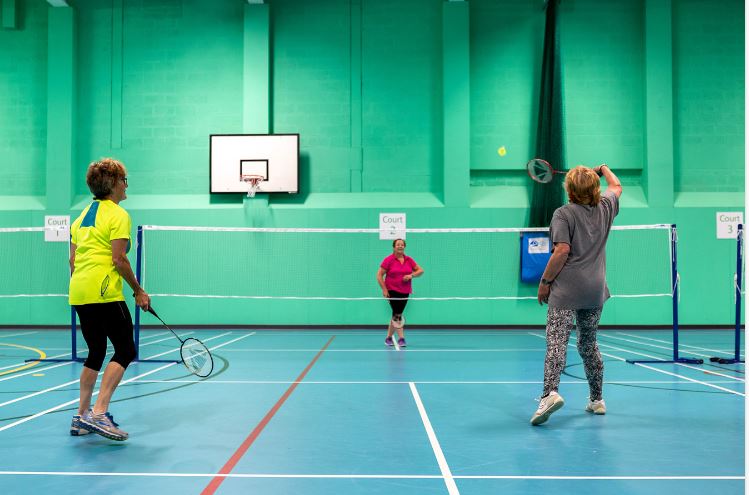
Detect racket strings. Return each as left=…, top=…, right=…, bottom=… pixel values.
left=181, top=338, right=213, bottom=376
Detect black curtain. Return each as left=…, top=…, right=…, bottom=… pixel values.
left=529, top=0, right=566, bottom=228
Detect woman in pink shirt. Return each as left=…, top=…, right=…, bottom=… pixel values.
left=376, top=239, right=424, bottom=347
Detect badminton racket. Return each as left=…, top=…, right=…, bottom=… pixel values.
left=146, top=307, right=214, bottom=378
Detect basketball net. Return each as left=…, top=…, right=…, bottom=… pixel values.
left=241, top=175, right=263, bottom=198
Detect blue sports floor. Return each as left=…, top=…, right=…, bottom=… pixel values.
left=0, top=328, right=744, bottom=494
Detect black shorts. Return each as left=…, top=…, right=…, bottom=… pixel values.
left=74, top=301, right=136, bottom=371
left=388, top=290, right=409, bottom=316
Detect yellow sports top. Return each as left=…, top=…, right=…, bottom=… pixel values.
left=69, top=200, right=131, bottom=305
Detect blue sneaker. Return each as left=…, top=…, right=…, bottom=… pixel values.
left=79, top=411, right=128, bottom=441
left=385, top=336, right=394, bottom=347
left=70, top=411, right=91, bottom=436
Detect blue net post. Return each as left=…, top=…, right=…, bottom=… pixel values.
left=710, top=224, right=744, bottom=364
left=734, top=224, right=743, bottom=362
left=26, top=237, right=85, bottom=364
left=671, top=224, right=679, bottom=361
left=134, top=225, right=143, bottom=361
left=71, top=306, right=77, bottom=360
left=628, top=224, right=702, bottom=364
left=132, top=225, right=178, bottom=364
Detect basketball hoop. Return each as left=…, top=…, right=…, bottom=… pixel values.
left=240, top=175, right=264, bottom=198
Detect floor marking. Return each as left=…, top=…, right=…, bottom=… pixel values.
left=410, top=382, right=459, bottom=494
left=527, top=332, right=745, bottom=397
left=0, top=471, right=741, bottom=481
left=0, top=343, right=46, bottom=376
left=616, top=331, right=745, bottom=359
left=132, top=379, right=743, bottom=385
left=597, top=335, right=744, bottom=382
left=0, top=333, right=255, bottom=432
left=201, top=336, right=335, bottom=495
left=218, top=348, right=546, bottom=352
left=0, top=331, right=39, bottom=338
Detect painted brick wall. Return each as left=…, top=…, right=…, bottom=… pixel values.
left=360, top=0, right=442, bottom=193
left=271, top=0, right=352, bottom=193
left=74, top=0, right=244, bottom=196
left=469, top=0, right=543, bottom=174
left=561, top=0, right=645, bottom=171
left=673, top=0, right=744, bottom=192
left=0, top=0, right=47, bottom=196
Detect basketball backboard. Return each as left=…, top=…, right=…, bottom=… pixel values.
left=210, top=134, right=299, bottom=194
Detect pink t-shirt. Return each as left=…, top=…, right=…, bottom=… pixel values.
left=380, top=254, right=417, bottom=294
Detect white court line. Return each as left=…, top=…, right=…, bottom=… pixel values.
left=590, top=340, right=746, bottom=393
left=0, top=331, right=196, bottom=381
left=409, top=382, right=459, bottom=495
left=526, top=332, right=745, bottom=397
left=0, top=351, right=74, bottom=372
left=0, top=471, right=740, bottom=480
left=0, top=333, right=254, bottom=432
left=0, top=333, right=221, bottom=409
left=597, top=335, right=744, bottom=382
left=616, top=331, right=745, bottom=360
left=217, top=348, right=546, bottom=352
left=0, top=331, right=40, bottom=339
left=132, top=379, right=743, bottom=385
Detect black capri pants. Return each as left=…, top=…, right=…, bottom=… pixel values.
left=74, top=301, right=136, bottom=371
left=388, top=290, right=410, bottom=317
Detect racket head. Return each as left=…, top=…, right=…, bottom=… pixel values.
left=180, top=338, right=214, bottom=378
left=527, top=158, right=554, bottom=183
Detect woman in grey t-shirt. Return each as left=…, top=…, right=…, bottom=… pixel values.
left=530, top=165, right=623, bottom=426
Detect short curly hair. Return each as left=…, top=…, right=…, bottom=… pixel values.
left=564, top=166, right=601, bottom=206
left=86, top=158, right=127, bottom=199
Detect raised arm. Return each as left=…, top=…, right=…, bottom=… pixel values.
left=594, top=164, right=622, bottom=198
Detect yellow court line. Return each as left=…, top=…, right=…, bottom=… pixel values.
left=0, top=343, right=47, bottom=376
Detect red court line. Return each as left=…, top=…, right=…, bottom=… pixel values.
left=201, top=336, right=335, bottom=495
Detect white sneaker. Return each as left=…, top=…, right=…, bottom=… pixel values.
left=530, top=391, right=564, bottom=426
left=586, top=399, right=606, bottom=415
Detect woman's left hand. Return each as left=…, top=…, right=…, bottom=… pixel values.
left=403, top=274, right=412, bottom=282
left=537, top=283, right=550, bottom=305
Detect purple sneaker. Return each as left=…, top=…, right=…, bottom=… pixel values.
left=397, top=338, right=407, bottom=347
left=385, top=336, right=394, bottom=347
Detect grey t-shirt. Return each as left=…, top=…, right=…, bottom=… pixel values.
left=547, top=190, right=620, bottom=310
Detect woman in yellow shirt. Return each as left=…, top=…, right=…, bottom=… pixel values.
left=68, top=158, right=150, bottom=441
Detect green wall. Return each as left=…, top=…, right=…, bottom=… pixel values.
left=0, top=0, right=744, bottom=326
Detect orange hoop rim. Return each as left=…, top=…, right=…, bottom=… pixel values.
left=240, top=174, right=265, bottom=184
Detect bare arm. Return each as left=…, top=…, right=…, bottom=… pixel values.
left=537, top=243, right=570, bottom=305
left=404, top=264, right=424, bottom=282
left=111, top=239, right=150, bottom=309
left=594, top=164, right=623, bottom=198
left=376, top=267, right=389, bottom=297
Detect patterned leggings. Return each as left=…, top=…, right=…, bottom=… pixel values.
left=542, top=306, right=604, bottom=401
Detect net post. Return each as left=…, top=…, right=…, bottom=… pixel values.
left=133, top=225, right=143, bottom=361
left=626, top=224, right=702, bottom=365
left=734, top=224, right=743, bottom=362
left=711, top=224, right=745, bottom=364
left=70, top=306, right=77, bottom=360
left=671, top=224, right=679, bottom=361
left=132, top=226, right=179, bottom=365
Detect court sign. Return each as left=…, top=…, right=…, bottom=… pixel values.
left=716, top=212, right=743, bottom=239
left=379, top=213, right=406, bottom=240
left=44, top=215, right=70, bottom=242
